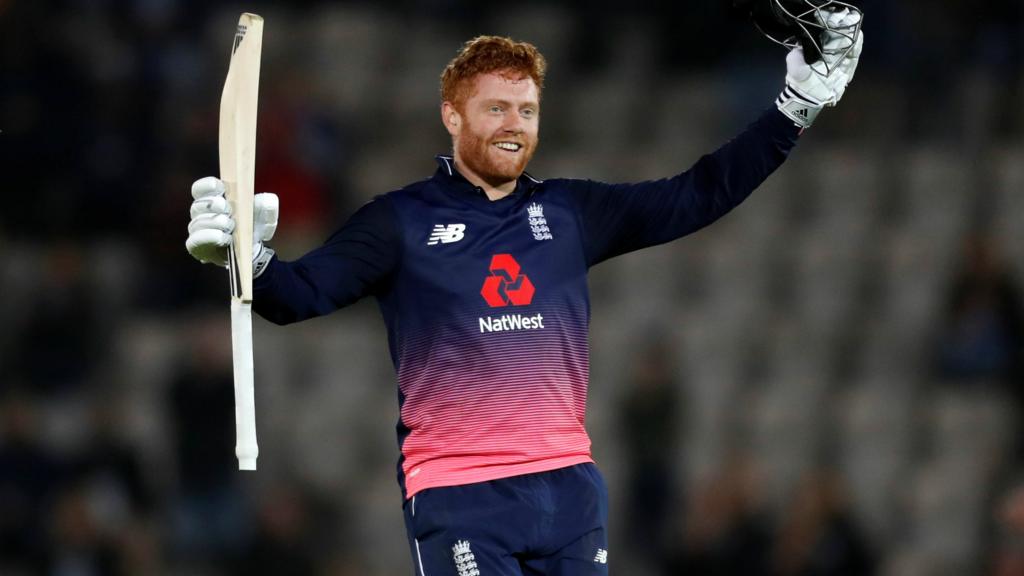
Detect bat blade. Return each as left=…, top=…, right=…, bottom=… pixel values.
left=219, top=12, right=263, bottom=471
left=220, top=12, right=262, bottom=303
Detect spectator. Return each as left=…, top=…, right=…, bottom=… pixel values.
left=935, top=233, right=1024, bottom=385
left=664, top=454, right=773, bottom=576
left=934, top=232, right=1024, bottom=462
left=0, top=393, right=57, bottom=573
left=166, top=311, right=250, bottom=566
left=76, top=398, right=155, bottom=511
left=231, top=482, right=317, bottom=576
left=618, top=334, right=682, bottom=563
left=10, top=244, right=105, bottom=394
left=991, top=482, right=1024, bottom=576
left=43, top=484, right=121, bottom=576
left=773, top=468, right=875, bottom=576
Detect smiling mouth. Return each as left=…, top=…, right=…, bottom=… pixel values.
left=493, top=142, right=523, bottom=153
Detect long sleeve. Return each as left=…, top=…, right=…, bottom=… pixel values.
left=252, top=195, right=401, bottom=325
left=567, top=107, right=801, bottom=267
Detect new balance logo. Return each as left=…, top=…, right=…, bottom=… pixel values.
left=427, top=224, right=466, bottom=245
left=594, top=548, right=608, bottom=564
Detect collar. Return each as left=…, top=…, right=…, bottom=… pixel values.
left=434, top=155, right=543, bottom=198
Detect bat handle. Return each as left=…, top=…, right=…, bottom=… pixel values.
left=231, top=299, right=259, bottom=470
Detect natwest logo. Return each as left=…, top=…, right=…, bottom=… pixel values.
left=481, top=254, right=535, bottom=307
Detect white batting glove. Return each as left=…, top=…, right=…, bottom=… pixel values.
left=776, top=8, right=864, bottom=128
left=186, top=176, right=279, bottom=276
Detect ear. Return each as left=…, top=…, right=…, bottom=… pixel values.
left=441, top=101, right=461, bottom=137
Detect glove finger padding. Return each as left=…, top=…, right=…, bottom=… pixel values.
left=827, top=69, right=851, bottom=103
left=186, top=176, right=280, bottom=271
left=185, top=228, right=232, bottom=266
left=821, top=7, right=861, bottom=30
left=847, top=29, right=864, bottom=61
left=826, top=31, right=863, bottom=102
left=188, top=212, right=235, bottom=235
left=787, top=47, right=814, bottom=83
left=254, top=193, right=279, bottom=243
left=192, top=176, right=225, bottom=200
left=190, top=195, right=231, bottom=219
left=777, top=28, right=862, bottom=127
left=791, top=30, right=863, bottom=102
left=822, top=34, right=854, bottom=54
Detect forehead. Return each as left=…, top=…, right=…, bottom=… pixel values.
left=465, top=71, right=539, bottom=104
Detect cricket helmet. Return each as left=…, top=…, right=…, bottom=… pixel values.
left=732, top=0, right=863, bottom=76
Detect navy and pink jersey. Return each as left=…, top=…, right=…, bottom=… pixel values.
left=253, top=107, right=801, bottom=499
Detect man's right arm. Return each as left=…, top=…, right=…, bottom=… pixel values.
left=186, top=177, right=401, bottom=324
left=252, top=196, right=401, bottom=325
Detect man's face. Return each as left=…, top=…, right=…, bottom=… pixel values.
left=444, top=71, right=540, bottom=188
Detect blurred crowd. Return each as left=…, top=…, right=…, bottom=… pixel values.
left=2, top=1, right=1023, bottom=575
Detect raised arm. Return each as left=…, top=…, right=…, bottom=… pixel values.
left=569, top=107, right=800, bottom=266
left=570, top=12, right=863, bottom=266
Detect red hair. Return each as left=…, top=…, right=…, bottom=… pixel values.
left=440, top=36, right=547, bottom=109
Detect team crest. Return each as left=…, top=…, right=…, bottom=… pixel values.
left=452, top=540, right=481, bottom=576
left=527, top=203, right=553, bottom=241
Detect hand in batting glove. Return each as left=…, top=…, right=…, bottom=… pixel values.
left=186, top=176, right=278, bottom=277
left=776, top=8, right=864, bottom=128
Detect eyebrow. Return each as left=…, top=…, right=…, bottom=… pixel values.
left=482, top=98, right=539, bottom=108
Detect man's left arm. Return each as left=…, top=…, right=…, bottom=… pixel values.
left=571, top=16, right=863, bottom=267
left=569, top=108, right=800, bottom=267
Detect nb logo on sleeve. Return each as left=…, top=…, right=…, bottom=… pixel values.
left=427, top=224, right=466, bottom=245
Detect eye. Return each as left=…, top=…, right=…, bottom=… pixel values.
left=489, top=105, right=503, bottom=113
left=521, top=108, right=536, bottom=118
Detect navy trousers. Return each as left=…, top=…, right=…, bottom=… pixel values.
left=403, top=463, right=610, bottom=575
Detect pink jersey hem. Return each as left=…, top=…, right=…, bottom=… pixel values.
left=404, top=454, right=595, bottom=499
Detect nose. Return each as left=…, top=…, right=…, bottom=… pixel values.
left=501, top=112, right=524, bottom=133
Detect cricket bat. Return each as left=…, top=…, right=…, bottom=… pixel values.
left=219, top=12, right=263, bottom=471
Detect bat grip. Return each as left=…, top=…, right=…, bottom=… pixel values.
left=231, top=300, right=259, bottom=470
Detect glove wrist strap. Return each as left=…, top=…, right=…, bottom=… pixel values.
left=253, top=246, right=275, bottom=278
left=776, top=85, right=823, bottom=128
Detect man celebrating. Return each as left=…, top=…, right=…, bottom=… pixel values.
left=187, top=9, right=862, bottom=574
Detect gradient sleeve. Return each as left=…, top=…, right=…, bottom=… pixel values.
left=568, top=107, right=801, bottom=267
left=252, top=195, right=401, bottom=325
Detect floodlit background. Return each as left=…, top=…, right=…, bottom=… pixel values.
left=2, top=1, right=1023, bottom=574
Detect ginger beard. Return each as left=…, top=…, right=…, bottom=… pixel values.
left=454, top=109, right=538, bottom=187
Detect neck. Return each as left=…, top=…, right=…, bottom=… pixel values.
left=452, top=156, right=517, bottom=201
